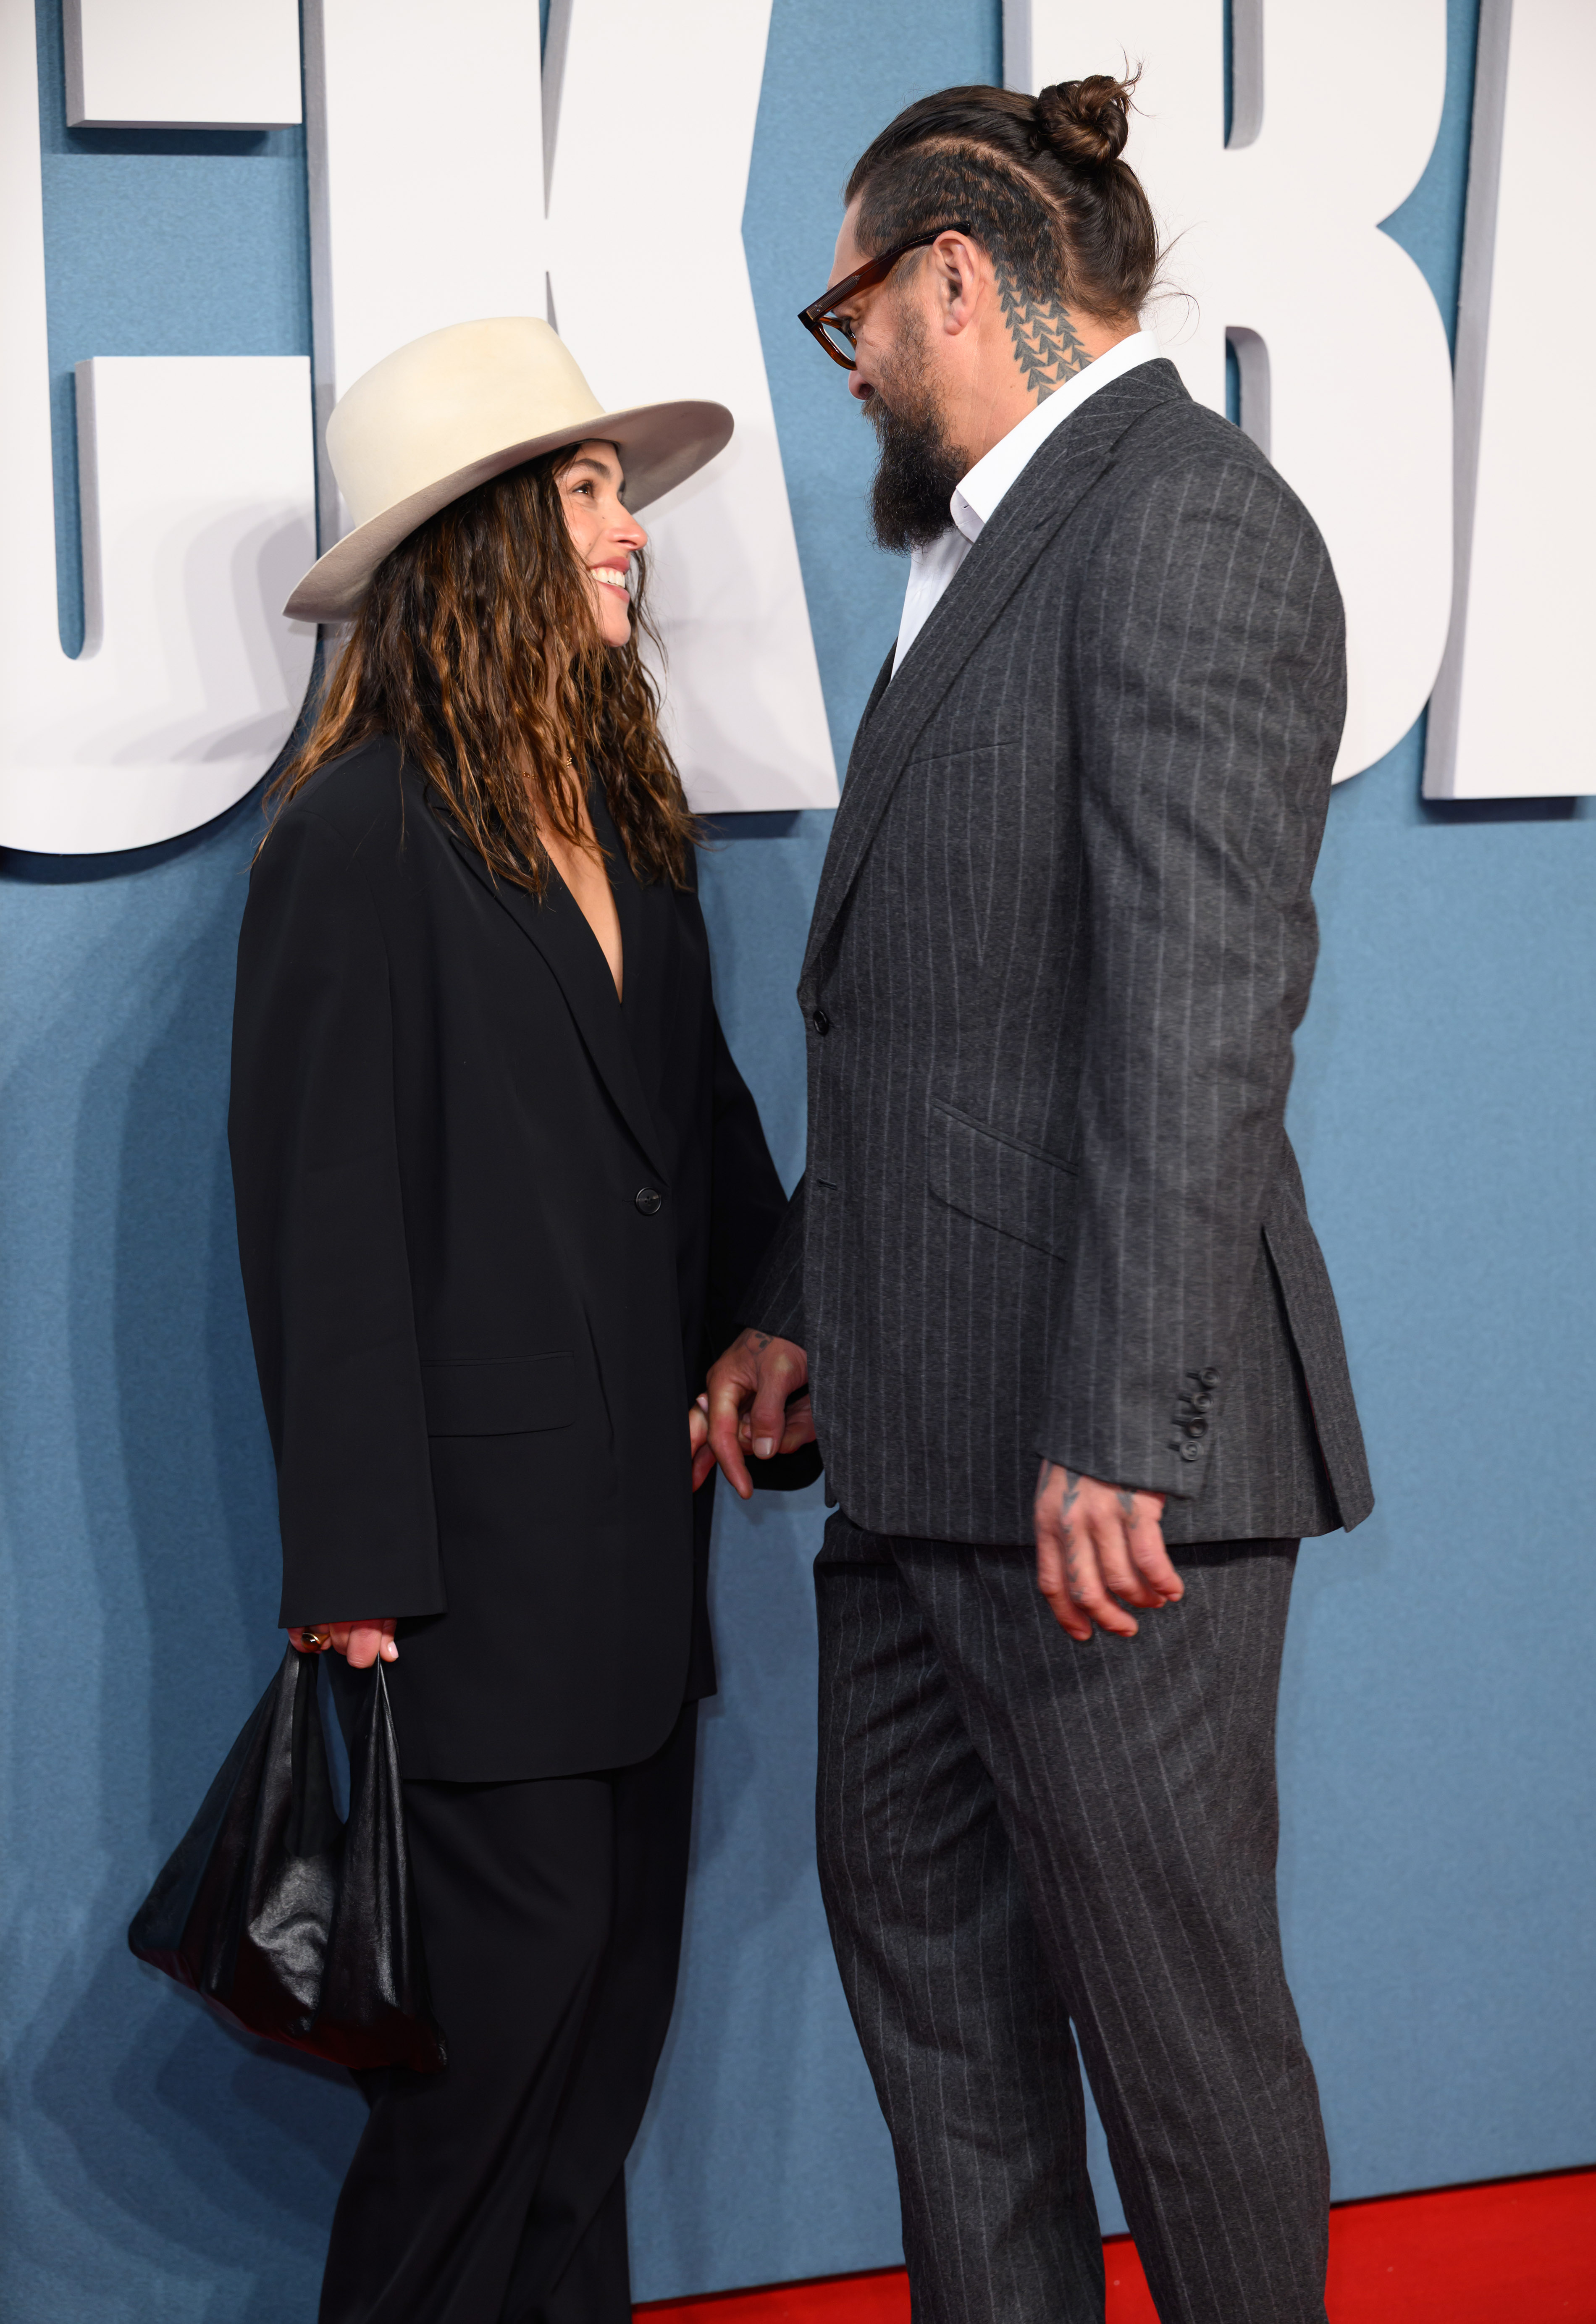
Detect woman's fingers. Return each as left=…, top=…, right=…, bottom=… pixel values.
left=327, top=1619, right=398, bottom=1668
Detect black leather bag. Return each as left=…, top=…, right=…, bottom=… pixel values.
left=129, top=1646, right=445, bottom=2072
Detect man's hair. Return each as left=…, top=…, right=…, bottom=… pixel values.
left=268, top=450, right=696, bottom=895
left=845, top=76, right=1159, bottom=326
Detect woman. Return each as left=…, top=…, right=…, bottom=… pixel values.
left=230, top=318, right=813, bottom=2324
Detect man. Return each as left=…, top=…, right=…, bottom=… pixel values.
left=706, top=76, right=1371, bottom=2324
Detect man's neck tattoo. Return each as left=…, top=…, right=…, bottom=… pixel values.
left=994, top=261, right=1092, bottom=401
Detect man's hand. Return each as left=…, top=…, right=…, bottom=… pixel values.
left=288, top=1620, right=397, bottom=1667
left=702, top=1327, right=815, bottom=1499
left=1034, top=1463, right=1181, bottom=1642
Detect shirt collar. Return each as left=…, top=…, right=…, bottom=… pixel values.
left=950, top=328, right=1163, bottom=544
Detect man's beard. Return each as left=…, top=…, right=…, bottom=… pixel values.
left=866, top=326, right=965, bottom=555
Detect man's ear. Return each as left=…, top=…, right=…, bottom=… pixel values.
left=936, top=233, right=985, bottom=338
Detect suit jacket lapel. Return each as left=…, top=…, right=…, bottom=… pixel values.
left=439, top=807, right=669, bottom=1179
left=802, top=361, right=1187, bottom=992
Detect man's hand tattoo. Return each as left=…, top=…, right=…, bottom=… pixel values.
left=995, top=260, right=1092, bottom=400
left=1060, top=1469, right=1084, bottom=1599
left=1117, top=1488, right=1135, bottom=1519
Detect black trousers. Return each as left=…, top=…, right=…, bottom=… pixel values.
left=318, top=1701, right=698, bottom=2324
left=815, top=1518, right=1328, bottom=2324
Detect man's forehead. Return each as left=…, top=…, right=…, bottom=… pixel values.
left=831, top=201, right=865, bottom=282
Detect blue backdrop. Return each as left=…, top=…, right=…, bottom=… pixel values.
left=2, top=3, right=1591, bottom=2317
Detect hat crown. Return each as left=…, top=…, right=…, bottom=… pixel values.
left=326, top=317, right=606, bottom=529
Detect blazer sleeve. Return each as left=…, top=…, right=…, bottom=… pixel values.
left=738, top=1172, right=807, bottom=1351
left=228, top=805, right=443, bottom=1627
left=704, top=1009, right=791, bottom=1359
left=705, top=1017, right=820, bottom=1489
left=1039, top=453, right=1345, bottom=1499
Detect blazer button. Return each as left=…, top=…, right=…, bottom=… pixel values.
left=1179, top=1441, right=1202, bottom=1462
left=1200, top=1368, right=1221, bottom=1388
left=811, top=1007, right=831, bottom=1036
left=1190, top=1392, right=1213, bottom=1412
left=635, top=1187, right=662, bottom=1215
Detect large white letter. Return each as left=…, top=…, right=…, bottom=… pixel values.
left=301, top=0, right=548, bottom=542
left=0, top=2, right=315, bottom=853
left=1013, top=1, right=1453, bottom=782
left=1423, top=0, right=1596, bottom=800
left=64, top=0, right=302, bottom=130
left=545, top=0, right=837, bottom=812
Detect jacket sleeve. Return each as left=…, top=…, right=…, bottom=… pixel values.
left=704, top=1009, right=793, bottom=1361
left=738, top=1171, right=807, bottom=1351
left=228, top=805, right=443, bottom=1627
left=705, top=1015, right=820, bottom=1490
left=1039, top=453, right=1344, bottom=1499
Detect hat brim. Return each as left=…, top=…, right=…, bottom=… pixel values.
left=284, top=398, right=734, bottom=624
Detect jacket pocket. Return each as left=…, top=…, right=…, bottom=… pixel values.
left=927, top=1101, right=1076, bottom=1260
left=420, top=1353, right=576, bottom=1437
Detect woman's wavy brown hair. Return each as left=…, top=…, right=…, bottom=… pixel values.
left=267, top=447, right=697, bottom=892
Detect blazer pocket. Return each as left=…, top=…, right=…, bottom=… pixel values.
left=420, top=1353, right=576, bottom=1437
left=927, top=1102, right=1077, bottom=1260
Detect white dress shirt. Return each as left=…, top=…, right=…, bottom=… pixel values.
left=892, top=328, right=1163, bottom=675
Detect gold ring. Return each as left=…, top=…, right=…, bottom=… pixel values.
left=299, top=1629, right=324, bottom=1650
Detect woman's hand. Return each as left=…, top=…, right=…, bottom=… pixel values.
left=689, top=1401, right=716, bottom=1491
left=693, top=1331, right=816, bottom=1499
left=289, top=1620, right=398, bottom=1666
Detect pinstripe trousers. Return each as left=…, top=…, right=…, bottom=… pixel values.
left=815, top=1516, right=1329, bottom=2324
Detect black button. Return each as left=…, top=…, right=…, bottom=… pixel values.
left=811, top=1007, right=831, bottom=1036
left=1201, top=1368, right=1221, bottom=1388
left=1184, top=1419, right=1207, bottom=1437
left=634, top=1187, right=662, bottom=1215
left=1179, top=1442, right=1201, bottom=1462
left=1190, top=1392, right=1213, bottom=1412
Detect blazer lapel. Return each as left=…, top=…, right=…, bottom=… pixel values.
left=593, top=781, right=680, bottom=1124
left=440, top=813, right=669, bottom=1179
left=802, top=360, right=1187, bottom=992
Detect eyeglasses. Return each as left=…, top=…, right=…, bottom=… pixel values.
left=797, top=224, right=974, bottom=369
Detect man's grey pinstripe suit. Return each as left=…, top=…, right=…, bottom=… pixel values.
left=746, top=359, right=1372, bottom=2324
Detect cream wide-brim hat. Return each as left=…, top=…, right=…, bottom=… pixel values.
left=285, top=316, right=733, bottom=624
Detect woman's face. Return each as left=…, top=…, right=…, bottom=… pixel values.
left=557, top=439, right=648, bottom=649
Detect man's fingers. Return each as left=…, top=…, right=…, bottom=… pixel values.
left=705, top=1360, right=756, bottom=1500
left=1126, top=1500, right=1183, bottom=1602
left=1037, top=1517, right=1139, bottom=1641
left=748, top=1359, right=804, bottom=1462
left=1096, top=1519, right=1164, bottom=1611
left=1036, top=1527, right=1092, bottom=1642
left=1066, top=1525, right=1140, bottom=1638
left=777, top=1392, right=818, bottom=1455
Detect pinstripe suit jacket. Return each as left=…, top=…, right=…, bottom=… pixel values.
left=748, top=358, right=1372, bottom=1547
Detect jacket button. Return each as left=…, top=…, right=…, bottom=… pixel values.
left=1200, top=1368, right=1221, bottom=1388
left=635, top=1187, right=662, bottom=1215
left=1190, top=1392, right=1213, bottom=1412
left=1184, top=1419, right=1207, bottom=1437
left=811, top=1007, right=831, bottom=1036
left=1179, top=1441, right=1202, bottom=1461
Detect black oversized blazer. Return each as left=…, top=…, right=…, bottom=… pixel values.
left=229, top=734, right=797, bottom=1781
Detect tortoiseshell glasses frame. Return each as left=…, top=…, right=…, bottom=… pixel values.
left=797, top=224, right=974, bottom=368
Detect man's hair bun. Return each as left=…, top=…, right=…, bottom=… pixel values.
left=1035, top=73, right=1136, bottom=172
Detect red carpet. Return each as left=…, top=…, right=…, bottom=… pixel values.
left=636, top=2167, right=1596, bottom=2322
